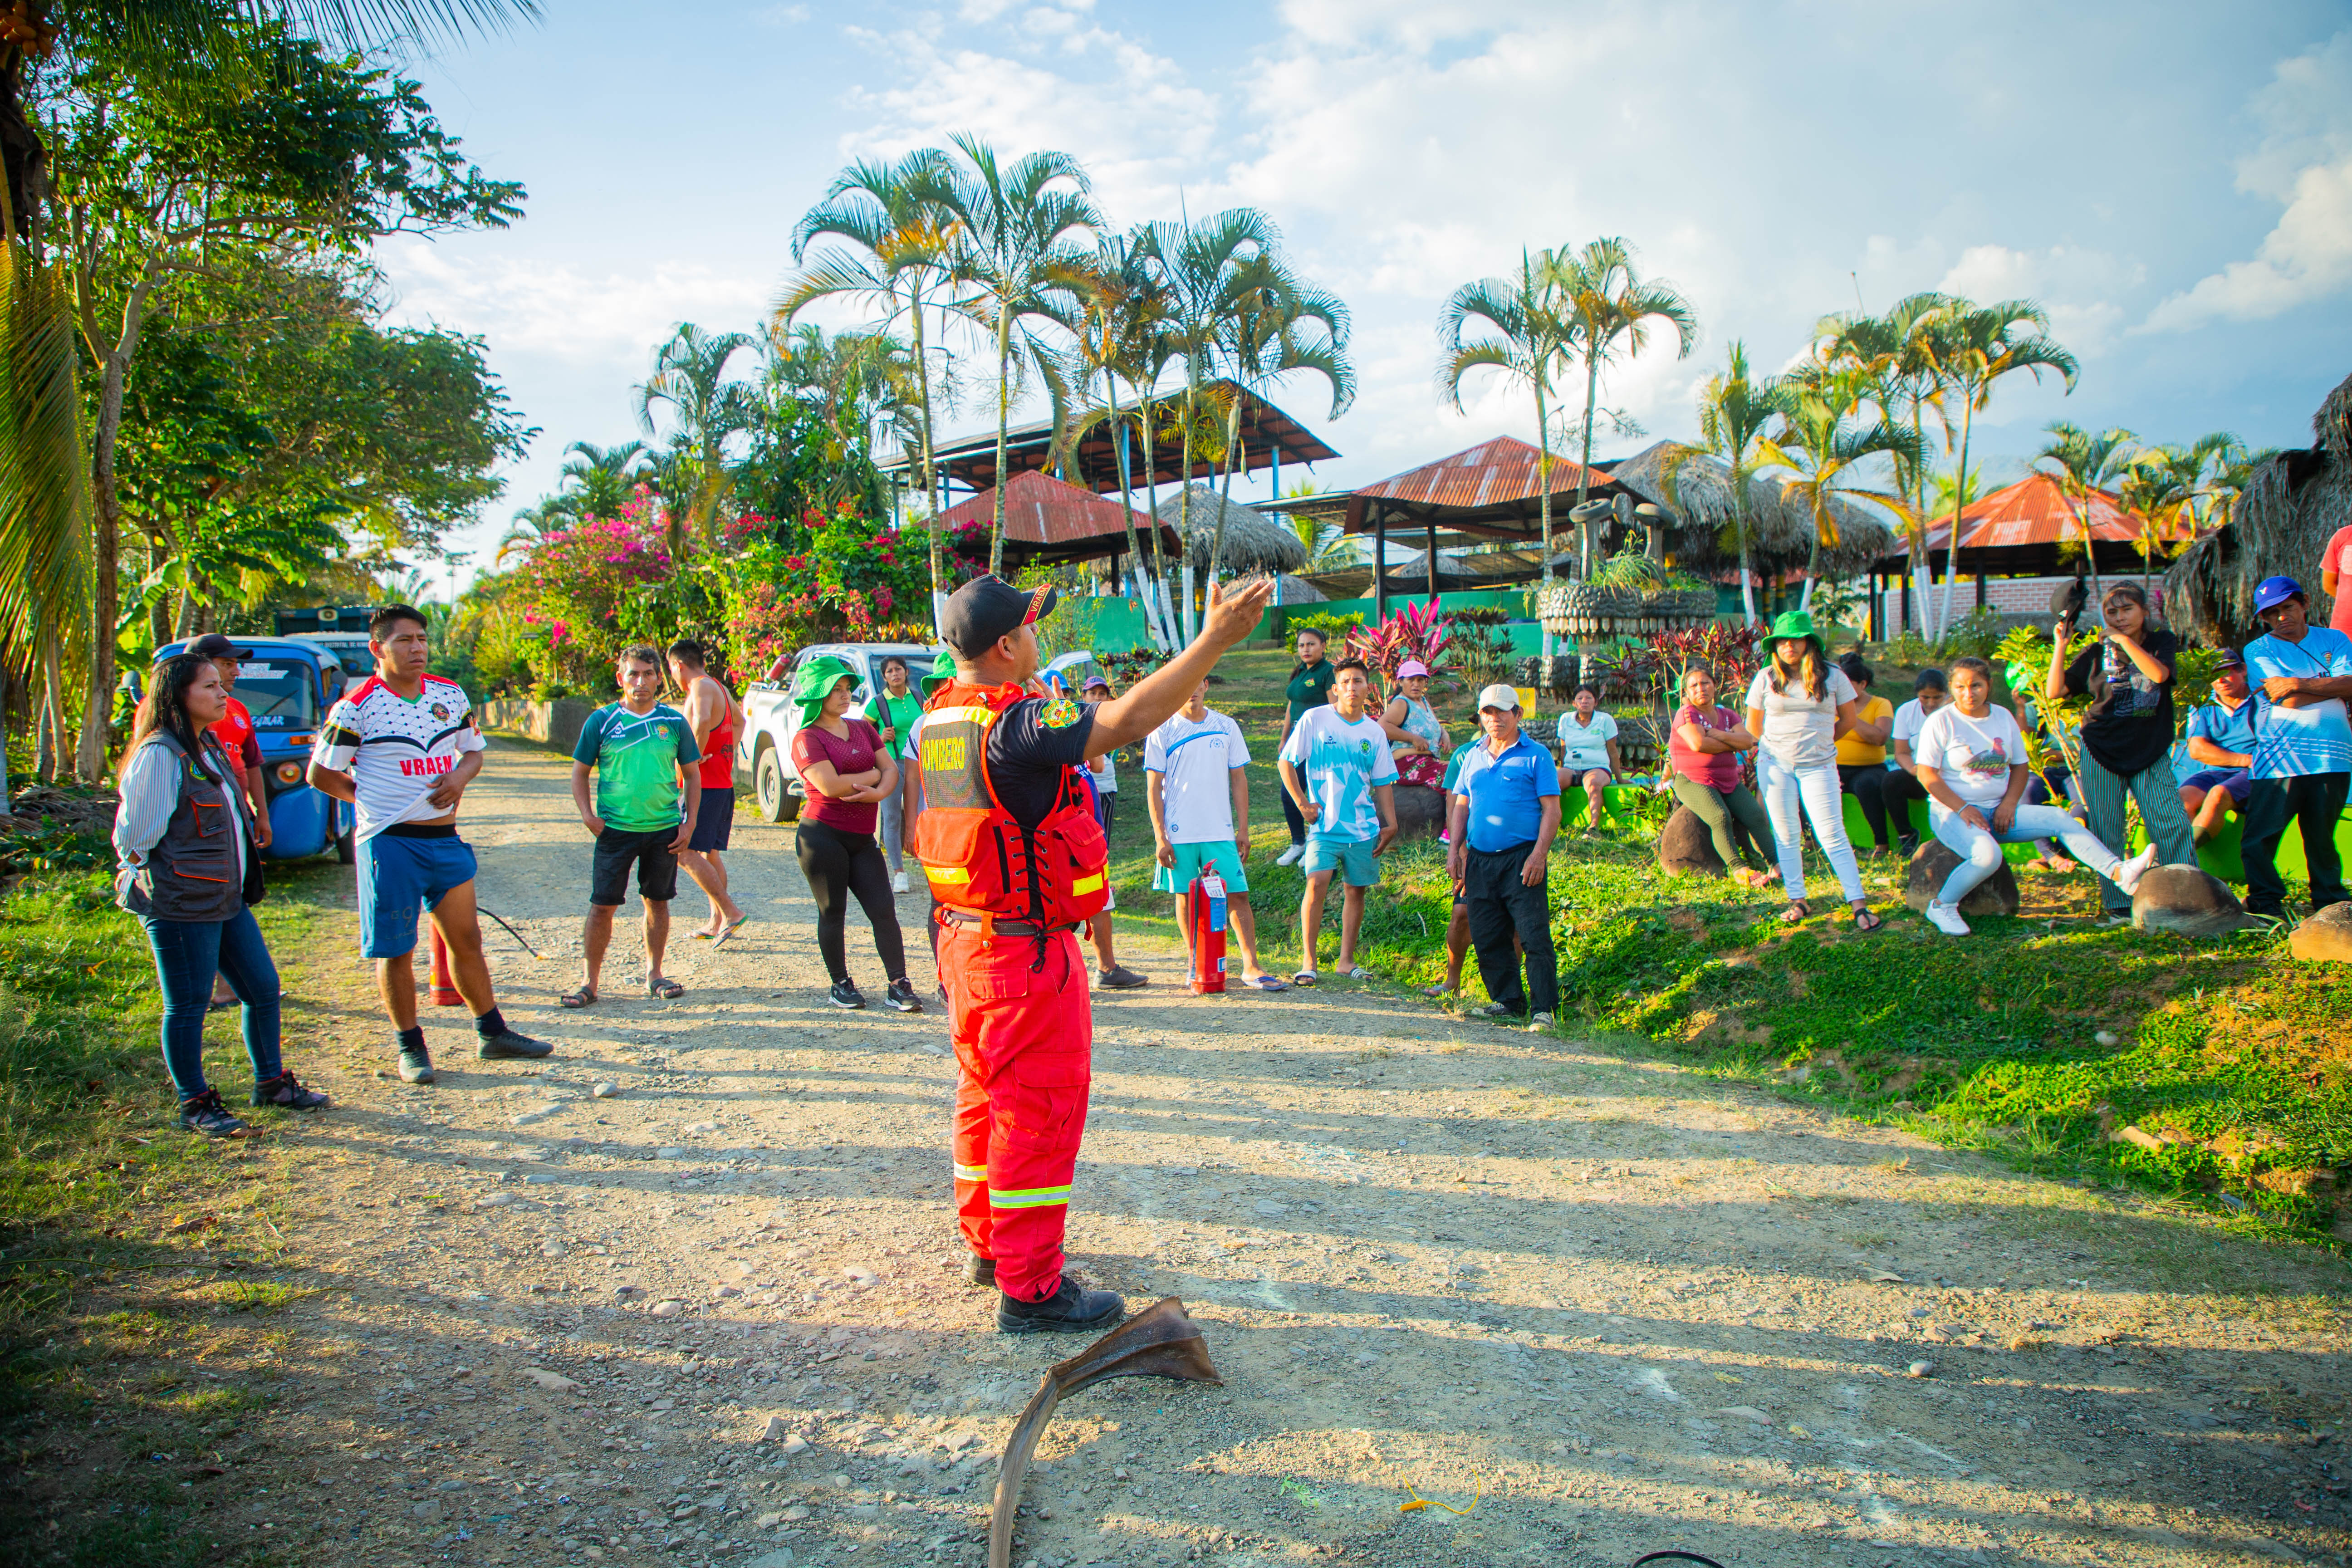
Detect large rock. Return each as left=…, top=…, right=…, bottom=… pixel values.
left=1391, top=783, right=1448, bottom=841
left=1657, top=804, right=1727, bottom=878
left=2289, top=901, right=2352, bottom=962
left=1903, top=841, right=2019, bottom=917
left=2132, top=864, right=2264, bottom=937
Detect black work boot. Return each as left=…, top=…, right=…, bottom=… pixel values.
left=962, top=1253, right=996, bottom=1288
left=995, top=1276, right=1126, bottom=1334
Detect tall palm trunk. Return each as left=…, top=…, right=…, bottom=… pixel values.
left=1730, top=456, right=1759, bottom=627
left=1536, top=377, right=1554, bottom=660
left=1140, top=394, right=1171, bottom=644
left=1574, top=353, right=1602, bottom=578
left=1205, top=393, right=1246, bottom=595
left=988, top=303, right=1014, bottom=578
left=1106, top=377, right=1169, bottom=651
left=1176, top=378, right=1199, bottom=641
left=911, top=286, right=944, bottom=634
left=1935, top=388, right=1975, bottom=643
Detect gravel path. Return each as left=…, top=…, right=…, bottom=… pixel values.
left=174, top=739, right=2350, bottom=1568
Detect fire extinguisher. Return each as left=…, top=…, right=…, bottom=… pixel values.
left=1185, top=874, right=1228, bottom=995
left=428, top=926, right=463, bottom=1007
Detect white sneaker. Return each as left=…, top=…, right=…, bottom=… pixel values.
left=891, top=872, right=909, bottom=894
left=1923, top=900, right=1971, bottom=936
left=1275, top=844, right=1304, bottom=867
left=1526, top=1012, right=1553, bottom=1033
left=2113, top=845, right=2160, bottom=896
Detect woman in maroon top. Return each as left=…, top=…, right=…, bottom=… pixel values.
left=789, top=660, right=919, bottom=1012
left=1667, top=662, right=1778, bottom=888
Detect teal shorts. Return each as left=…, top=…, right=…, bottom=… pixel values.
left=1303, top=834, right=1381, bottom=887
left=1151, top=837, right=1250, bottom=895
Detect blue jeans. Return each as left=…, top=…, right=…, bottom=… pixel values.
left=139, top=908, right=282, bottom=1100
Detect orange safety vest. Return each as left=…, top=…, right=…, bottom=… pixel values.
left=914, top=680, right=1110, bottom=931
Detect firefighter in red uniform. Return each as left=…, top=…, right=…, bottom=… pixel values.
left=919, top=572, right=1274, bottom=1332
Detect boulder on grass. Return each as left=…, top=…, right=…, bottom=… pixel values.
left=2132, top=864, right=2264, bottom=937
left=1657, top=805, right=1727, bottom=879
left=2289, top=901, right=2352, bottom=963
left=1390, top=783, right=1447, bottom=841
left=1903, top=841, right=2019, bottom=917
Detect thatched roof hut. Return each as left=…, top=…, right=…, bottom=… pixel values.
left=2164, top=370, right=2351, bottom=646
left=1606, top=440, right=1898, bottom=578
left=1156, top=485, right=1308, bottom=574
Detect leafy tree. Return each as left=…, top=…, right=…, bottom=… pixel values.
left=1754, top=370, right=1919, bottom=610
left=1058, top=229, right=1178, bottom=646
left=1688, top=340, right=1780, bottom=626
left=1550, top=237, right=1698, bottom=577
left=2034, top=421, right=2137, bottom=611
left=1809, top=293, right=1954, bottom=631
left=634, top=323, right=758, bottom=555
left=1929, top=300, right=2077, bottom=638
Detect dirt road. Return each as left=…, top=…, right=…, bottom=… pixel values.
left=108, top=739, right=2352, bottom=1568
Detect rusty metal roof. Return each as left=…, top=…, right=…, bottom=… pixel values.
left=1343, top=436, right=1617, bottom=539
left=931, top=469, right=1179, bottom=564
left=1922, top=472, right=2166, bottom=550
left=915, top=380, right=1340, bottom=496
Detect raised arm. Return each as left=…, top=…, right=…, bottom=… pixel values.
left=1085, top=578, right=1275, bottom=754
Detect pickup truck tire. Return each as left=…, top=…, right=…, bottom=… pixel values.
left=755, top=744, right=800, bottom=823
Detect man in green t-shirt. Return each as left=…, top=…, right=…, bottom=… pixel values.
left=566, top=645, right=702, bottom=1006
left=1276, top=625, right=1338, bottom=865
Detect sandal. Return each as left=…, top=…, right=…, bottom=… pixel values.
left=647, top=977, right=684, bottom=1000
left=559, top=988, right=597, bottom=1009
left=1245, top=974, right=1291, bottom=992
left=1340, top=965, right=1373, bottom=980
left=1292, top=970, right=1319, bottom=988
left=1778, top=901, right=1812, bottom=926
left=707, top=915, right=750, bottom=948
left=1851, top=905, right=1883, bottom=933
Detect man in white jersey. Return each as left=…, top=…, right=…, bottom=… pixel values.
left=307, top=605, right=549, bottom=1083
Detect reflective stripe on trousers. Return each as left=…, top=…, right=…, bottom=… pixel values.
left=939, top=923, right=1093, bottom=1303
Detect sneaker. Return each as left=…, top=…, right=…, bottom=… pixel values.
left=397, top=1042, right=435, bottom=1084
left=996, top=1276, right=1127, bottom=1335
left=477, top=1029, right=554, bottom=1060
left=1897, top=835, right=1920, bottom=857
left=1922, top=901, right=1971, bottom=937
left=2093, top=911, right=2132, bottom=928
left=2113, top=844, right=2161, bottom=896
left=1274, top=844, right=1304, bottom=867
left=1525, top=1012, right=1554, bottom=1033
left=882, top=977, right=923, bottom=1013
left=179, top=1089, right=248, bottom=1138
left=1097, top=965, right=1148, bottom=991
left=250, top=1070, right=330, bottom=1111
left=891, top=871, right=910, bottom=894
left=962, top=1253, right=996, bottom=1288
left=1472, top=1001, right=1511, bottom=1019
left=828, top=980, right=866, bottom=1010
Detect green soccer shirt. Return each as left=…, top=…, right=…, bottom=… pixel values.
left=575, top=701, right=701, bottom=831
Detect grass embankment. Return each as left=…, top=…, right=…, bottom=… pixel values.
left=1107, top=649, right=2352, bottom=1248
left=0, top=838, right=343, bottom=1568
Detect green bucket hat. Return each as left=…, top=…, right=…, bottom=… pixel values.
left=919, top=646, right=955, bottom=699
left=1764, top=609, right=1821, bottom=649
left=789, top=655, right=860, bottom=728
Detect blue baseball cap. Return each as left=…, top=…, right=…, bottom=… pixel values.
left=2254, top=575, right=2305, bottom=612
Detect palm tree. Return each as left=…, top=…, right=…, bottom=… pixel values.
left=1437, top=249, right=1581, bottom=657
left=1812, top=293, right=1955, bottom=634
left=634, top=324, right=760, bottom=557
left=780, top=149, right=960, bottom=611
left=1688, top=340, right=1779, bottom=626
left=921, top=133, right=1099, bottom=578
left=1550, top=238, right=1698, bottom=577
left=2034, top=422, right=2138, bottom=612
left=497, top=495, right=570, bottom=563
left=1932, top=301, right=2078, bottom=639
left=0, top=245, right=87, bottom=803
left=1755, top=372, right=1920, bottom=611
left=558, top=439, right=653, bottom=519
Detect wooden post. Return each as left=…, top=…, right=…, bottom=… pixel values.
left=1974, top=570, right=1988, bottom=610
left=1425, top=517, right=1440, bottom=612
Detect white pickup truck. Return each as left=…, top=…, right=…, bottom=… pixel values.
left=737, top=641, right=940, bottom=822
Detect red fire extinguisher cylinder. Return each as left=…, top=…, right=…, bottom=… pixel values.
left=1186, top=874, right=1228, bottom=995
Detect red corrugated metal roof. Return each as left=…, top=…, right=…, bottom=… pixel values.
left=1921, top=473, right=2177, bottom=550
left=932, top=468, right=1161, bottom=548
left=1352, top=436, right=1611, bottom=510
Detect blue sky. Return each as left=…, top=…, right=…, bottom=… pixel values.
left=376, top=0, right=2352, bottom=591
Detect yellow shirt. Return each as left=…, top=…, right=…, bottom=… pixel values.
left=1836, top=695, right=1894, bottom=767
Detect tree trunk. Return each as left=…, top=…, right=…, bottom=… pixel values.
left=1176, top=380, right=1198, bottom=641
left=1205, top=393, right=1245, bottom=593
left=1536, top=376, right=1554, bottom=661
left=1575, top=353, right=1602, bottom=578
left=1935, top=392, right=1974, bottom=643
left=1732, top=457, right=1759, bottom=627
left=1139, top=394, right=1173, bottom=647
left=988, top=304, right=1014, bottom=578
left=912, top=287, right=943, bottom=636
left=1107, top=382, right=1169, bottom=652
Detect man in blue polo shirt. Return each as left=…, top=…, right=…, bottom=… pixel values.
left=1446, top=684, right=1561, bottom=1031
left=2239, top=575, right=2352, bottom=919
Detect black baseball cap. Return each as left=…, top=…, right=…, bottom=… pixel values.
left=939, top=575, right=1059, bottom=658
left=186, top=633, right=239, bottom=659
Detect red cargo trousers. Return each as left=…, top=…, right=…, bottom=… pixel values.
left=937, top=920, right=1094, bottom=1303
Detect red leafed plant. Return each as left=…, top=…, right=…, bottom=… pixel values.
left=1344, top=600, right=1458, bottom=685
left=1627, top=622, right=1764, bottom=710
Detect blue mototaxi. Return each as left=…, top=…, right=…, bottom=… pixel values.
left=152, top=635, right=357, bottom=864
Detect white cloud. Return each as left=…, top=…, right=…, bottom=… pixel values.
left=1936, top=243, right=2134, bottom=358
left=2142, top=29, right=2352, bottom=332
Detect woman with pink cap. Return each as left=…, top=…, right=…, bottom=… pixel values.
left=1380, top=659, right=1450, bottom=790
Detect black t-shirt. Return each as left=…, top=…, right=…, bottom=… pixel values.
left=986, top=696, right=1098, bottom=829
left=2063, top=628, right=2177, bottom=777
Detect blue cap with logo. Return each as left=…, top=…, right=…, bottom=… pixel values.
left=2253, top=575, right=2305, bottom=613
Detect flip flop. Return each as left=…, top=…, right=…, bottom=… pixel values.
left=1851, top=906, right=1884, bottom=933
left=1292, top=970, right=1319, bottom=988
left=647, top=978, right=684, bottom=1000
left=708, top=916, right=750, bottom=949
left=1245, top=974, right=1291, bottom=992
left=559, top=988, right=596, bottom=1009
left=1340, top=965, right=1373, bottom=980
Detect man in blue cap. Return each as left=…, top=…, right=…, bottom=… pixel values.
left=2239, top=576, right=2352, bottom=919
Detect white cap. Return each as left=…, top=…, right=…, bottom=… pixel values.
left=1476, top=683, right=1521, bottom=712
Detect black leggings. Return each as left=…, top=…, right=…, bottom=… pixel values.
left=794, top=818, right=906, bottom=985
left=1281, top=786, right=1307, bottom=847
left=1838, top=764, right=1893, bottom=850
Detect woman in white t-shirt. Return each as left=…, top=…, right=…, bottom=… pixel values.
left=1914, top=657, right=2158, bottom=936
left=1557, top=683, right=1622, bottom=833
left=1743, top=612, right=1880, bottom=930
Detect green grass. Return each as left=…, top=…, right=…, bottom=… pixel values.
left=1107, top=652, right=2352, bottom=1247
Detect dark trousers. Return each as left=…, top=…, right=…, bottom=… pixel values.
left=138, top=907, right=282, bottom=1101
left=1281, top=787, right=1307, bottom=847
left=794, top=818, right=908, bottom=984
left=1882, top=768, right=1931, bottom=844
left=1838, top=764, right=1893, bottom=849
left=2241, top=772, right=2350, bottom=915
left=1465, top=842, right=1557, bottom=1018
